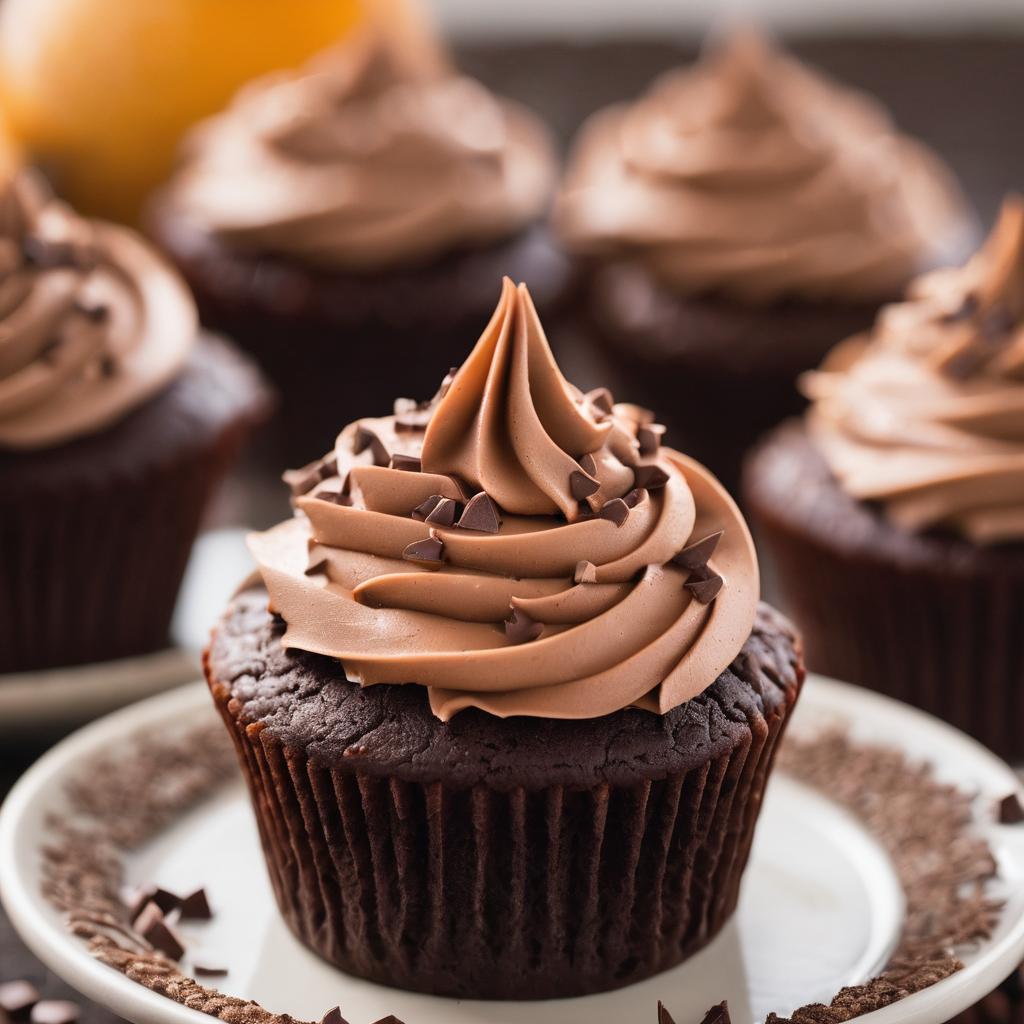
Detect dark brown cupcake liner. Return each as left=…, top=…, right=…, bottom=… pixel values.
left=206, top=659, right=798, bottom=1000
left=0, top=338, right=270, bottom=674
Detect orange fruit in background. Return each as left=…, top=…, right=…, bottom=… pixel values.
left=0, top=0, right=365, bottom=224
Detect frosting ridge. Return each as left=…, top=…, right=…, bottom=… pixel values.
left=804, top=196, right=1024, bottom=544
left=161, top=29, right=557, bottom=271
left=0, top=170, right=196, bottom=450
left=250, top=278, right=759, bottom=720
left=555, top=30, right=973, bottom=303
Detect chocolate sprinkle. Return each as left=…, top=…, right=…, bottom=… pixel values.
left=685, top=569, right=724, bottom=605
left=586, top=387, right=614, bottom=415
left=570, top=468, right=600, bottom=501
left=673, top=531, right=724, bottom=572
left=353, top=425, right=390, bottom=467
left=411, top=494, right=444, bottom=522
left=0, top=982, right=39, bottom=1018
left=29, top=1003, right=79, bottom=1024
left=999, top=793, right=1024, bottom=824
left=179, top=888, right=213, bottom=920
left=134, top=902, right=185, bottom=961
left=319, top=1008, right=349, bottom=1024
left=632, top=464, right=669, bottom=491
left=389, top=454, right=422, bottom=473
left=599, top=497, right=629, bottom=527
left=637, top=423, right=665, bottom=457
left=574, top=560, right=598, bottom=584
left=402, top=535, right=445, bottom=569
left=504, top=608, right=543, bottom=645
left=457, top=492, right=501, bottom=533
left=424, top=497, right=458, bottom=527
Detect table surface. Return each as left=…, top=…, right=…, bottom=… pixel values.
left=2, top=33, right=1022, bottom=1024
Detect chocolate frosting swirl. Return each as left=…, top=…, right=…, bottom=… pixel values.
left=804, top=196, right=1024, bottom=544
left=250, top=278, right=759, bottom=720
left=160, top=29, right=557, bottom=271
left=555, top=30, right=973, bottom=303
left=0, top=171, right=196, bottom=450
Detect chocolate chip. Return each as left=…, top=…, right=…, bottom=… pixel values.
left=29, top=1003, right=79, bottom=1024
left=283, top=459, right=327, bottom=496
left=999, top=793, right=1024, bottom=824
left=637, top=423, right=665, bottom=457
left=353, top=425, right=389, bottom=467
left=304, top=559, right=328, bottom=577
left=686, top=569, right=724, bottom=605
left=424, top=497, right=458, bottom=527
left=579, top=452, right=599, bottom=477
left=411, top=494, right=443, bottom=521
left=402, top=535, right=444, bottom=569
left=319, top=1007, right=350, bottom=1024
left=134, top=902, right=185, bottom=960
left=586, top=387, right=614, bottom=415
left=699, top=1003, right=731, bottom=1024
left=657, top=1002, right=678, bottom=1024
left=179, top=888, right=212, bottom=920
left=673, top=531, right=724, bottom=571
left=389, top=454, right=422, bottom=472
left=598, top=498, right=629, bottom=527
left=126, top=885, right=180, bottom=919
left=457, top=492, right=501, bottom=533
left=623, top=487, right=645, bottom=508
left=505, top=608, right=543, bottom=645
left=75, top=301, right=109, bottom=323
left=192, top=964, right=228, bottom=978
left=0, top=982, right=39, bottom=1018
left=370, top=1018, right=406, bottom=1024
left=314, top=490, right=351, bottom=506
left=574, top=560, right=598, bottom=584
left=570, top=468, right=600, bottom=501
left=632, top=464, right=669, bottom=491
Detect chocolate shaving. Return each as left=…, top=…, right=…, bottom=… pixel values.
left=673, top=531, right=724, bottom=572
left=999, top=793, right=1024, bottom=824
left=598, top=497, right=629, bottom=527
left=402, top=534, right=444, bottom=569
left=685, top=569, right=724, bottom=604
left=319, top=1008, right=349, bottom=1024
left=353, top=425, right=390, bottom=467
left=505, top=608, right=543, bottom=645
left=574, top=560, right=598, bottom=584
left=570, top=468, right=600, bottom=501
left=193, top=965, right=228, bottom=978
left=699, top=1003, right=730, bottom=1024
left=411, top=495, right=443, bottom=522
left=389, top=454, right=422, bottom=473
left=457, top=492, right=501, bottom=533
left=126, top=885, right=180, bottom=919
left=29, top=1003, right=79, bottom=1024
left=586, top=387, right=614, bottom=415
left=0, top=982, right=39, bottom=1018
left=282, top=455, right=338, bottom=497
left=424, top=497, right=458, bottom=527
left=179, top=888, right=212, bottom=920
left=134, top=903, right=185, bottom=961
left=657, top=1003, right=677, bottom=1024
left=637, top=423, right=665, bottom=457
left=632, top=464, right=669, bottom=491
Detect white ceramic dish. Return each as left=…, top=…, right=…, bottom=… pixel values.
left=2, top=676, right=1024, bottom=1024
left=0, top=528, right=252, bottom=731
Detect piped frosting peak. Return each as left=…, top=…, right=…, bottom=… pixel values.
left=250, top=279, right=759, bottom=720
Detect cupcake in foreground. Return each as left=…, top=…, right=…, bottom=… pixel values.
left=555, top=29, right=975, bottom=494
left=0, top=166, right=270, bottom=674
left=745, top=197, right=1024, bottom=759
left=148, top=24, right=569, bottom=462
left=205, top=277, right=804, bottom=999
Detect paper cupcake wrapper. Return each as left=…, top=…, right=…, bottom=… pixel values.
left=208, top=670, right=797, bottom=1000
left=754, top=508, right=1024, bottom=761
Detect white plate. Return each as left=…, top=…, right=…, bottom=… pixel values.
left=2, top=676, right=1024, bottom=1024
left=0, top=529, right=252, bottom=731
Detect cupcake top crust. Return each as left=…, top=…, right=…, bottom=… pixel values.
left=156, top=28, right=557, bottom=272
left=555, top=30, right=973, bottom=304
left=0, top=170, right=196, bottom=450
left=803, top=196, right=1024, bottom=545
left=250, top=277, right=759, bottom=720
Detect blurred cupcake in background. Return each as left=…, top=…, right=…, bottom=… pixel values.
left=0, top=156, right=270, bottom=674
left=744, top=196, right=1024, bottom=759
left=148, top=13, right=569, bottom=462
left=555, top=29, right=976, bottom=494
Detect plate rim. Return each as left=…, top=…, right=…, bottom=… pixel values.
left=2, top=675, right=1024, bottom=1024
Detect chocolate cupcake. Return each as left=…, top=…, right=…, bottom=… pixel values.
left=555, top=30, right=976, bottom=495
left=205, top=277, right=804, bottom=999
left=745, top=197, right=1024, bottom=759
left=0, top=168, right=269, bottom=674
left=149, top=25, right=571, bottom=463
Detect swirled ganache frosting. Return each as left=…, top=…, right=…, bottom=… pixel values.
left=555, top=30, right=973, bottom=304
left=0, top=170, right=196, bottom=450
left=250, top=278, right=759, bottom=720
left=803, top=196, right=1024, bottom=545
left=158, top=28, right=557, bottom=271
